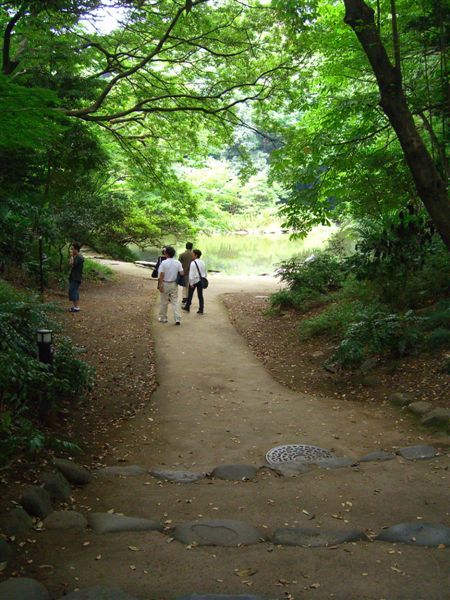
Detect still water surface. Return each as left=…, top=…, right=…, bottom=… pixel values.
left=137, top=227, right=333, bottom=276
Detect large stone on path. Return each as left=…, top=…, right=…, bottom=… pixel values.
left=42, top=471, right=72, bottom=502
left=149, top=468, right=205, bottom=483
left=62, top=586, right=138, bottom=599
left=0, top=577, right=50, bottom=600
left=397, top=445, right=437, bottom=460
left=176, top=596, right=267, bottom=600
left=315, top=457, right=356, bottom=469
left=88, top=513, right=163, bottom=534
left=20, top=485, right=53, bottom=519
left=359, top=451, right=396, bottom=463
left=0, top=538, right=13, bottom=569
left=272, top=526, right=368, bottom=547
left=211, top=464, right=258, bottom=481
left=95, top=465, right=146, bottom=477
left=408, top=401, right=433, bottom=416
left=376, top=523, right=450, bottom=547
left=174, top=519, right=264, bottom=546
left=421, top=408, right=450, bottom=428
left=0, top=507, right=33, bottom=536
left=43, top=511, right=87, bottom=532
left=53, top=459, right=92, bottom=485
left=266, top=461, right=309, bottom=477
left=389, top=392, right=412, bottom=407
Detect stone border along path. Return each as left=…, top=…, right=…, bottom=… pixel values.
left=1, top=446, right=450, bottom=598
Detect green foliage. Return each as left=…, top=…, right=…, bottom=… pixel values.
left=264, top=0, right=449, bottom=240
left=332, top=309, right=423, bottom=368
left=0, top=280, right=93, bottom=465
left=298, top=300, right=367, bottom=340
left=82, top=258, right=113, bottom=280
left=277, top=252, right=345, bottom=294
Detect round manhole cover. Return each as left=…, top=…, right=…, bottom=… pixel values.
left=266, top=444, right=334, bottom=465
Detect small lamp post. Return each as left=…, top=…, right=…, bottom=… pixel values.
left=36, top=329, right=53, bottom=365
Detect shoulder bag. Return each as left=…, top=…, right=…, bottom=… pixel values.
left=194, top=260, right=208, bottom=289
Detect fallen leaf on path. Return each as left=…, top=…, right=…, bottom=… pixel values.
left=235, top=568, right=257, bottom=577
left=128, top=546, right=139, bottom=552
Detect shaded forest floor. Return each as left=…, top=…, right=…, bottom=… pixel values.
left=223, top=293, right=450, bottom=416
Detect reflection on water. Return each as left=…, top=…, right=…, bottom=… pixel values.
left=136, top=227, right=333, bottom=276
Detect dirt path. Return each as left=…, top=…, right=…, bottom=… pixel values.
left=11, top=264, right=450, bottom=599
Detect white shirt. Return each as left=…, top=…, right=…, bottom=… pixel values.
left=189, top=259, right=207, bottom=285
left=159, top=258, right=183, bottom=282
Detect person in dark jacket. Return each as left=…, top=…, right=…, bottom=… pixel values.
left=68, top=243, right=84, bottom=313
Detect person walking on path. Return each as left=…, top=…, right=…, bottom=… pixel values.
left=182, top=248, right=206, bottom=314
left=178, top=242, right=194, bottom=304
left=152, top=246, right=167, bottom=279
left=68, top=242, right=84, bottom=313
left=157, top=246, right=183, bottom=325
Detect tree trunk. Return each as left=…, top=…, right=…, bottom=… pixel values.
left=343, top=0, right=450, bottom=251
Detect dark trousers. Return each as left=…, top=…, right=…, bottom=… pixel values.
left=186, top=282, right=204, bottom=312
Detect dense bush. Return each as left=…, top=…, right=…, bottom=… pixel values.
left=331, top=309, right=423, bottom=367
left=271, top=251, right=345, bottom=311
left=271, top=218, right=450, bottom=368
left=0, top=280, right=93, bottom=465
left=298, top=301, right=372, bottom=340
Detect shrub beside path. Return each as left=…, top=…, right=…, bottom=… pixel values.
left=1, top=262, right=449, bottom=599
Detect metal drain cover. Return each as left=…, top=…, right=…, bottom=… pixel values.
left=266, top=444, right=334, bottom=465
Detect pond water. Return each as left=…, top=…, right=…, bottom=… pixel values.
left=136, top=226, right=334, bottom=276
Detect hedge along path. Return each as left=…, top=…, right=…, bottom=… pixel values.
left=5, top=262, right=449, bottom=600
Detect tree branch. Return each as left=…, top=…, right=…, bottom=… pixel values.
left=66, top=0, right=209, bottom=118
left=2, top=8, right=24, bottom=75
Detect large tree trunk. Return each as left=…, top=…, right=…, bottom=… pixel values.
left=343, top=0, right=450, bottom=251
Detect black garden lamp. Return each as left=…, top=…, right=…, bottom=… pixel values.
left=36, top=329, right=53, bottom=365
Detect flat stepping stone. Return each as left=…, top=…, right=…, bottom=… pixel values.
left=211, top=464, right=258, bottom=481
left=389, top=392, right=412, bottom=407
left=20, top=485, right=53, bottom=519
left=43, top=511, right=87, bottom=532
left=0, top=577, right=50, bottom=599
left=376, top=523, right=450, bottom=547
left=42, top=471, right=72, bottom=502
left=63, top=586, right=138, bottom=599
left=267, top=461, right=309, bottom=477
left=149, top=468, right=205, bottom=483
left=0, top=507, right=33, bottom=536
left=408, top=401, right=433, bottom=416
left=421, top=408, right=450, bottom=428
left=359, top=451, right=396, bottom=463
left=95, top=465, right=146, bottom=477
left=176, top=596, right=267, bottom=600
left=397, top=445, right=437, bottom=460
left=174, top=519, right=264, bottom=546
left=266, top=444, right=334, bottom=465
left=53, top=458, right=92, bottom=485
left=272, top=526, right=367, bottom=547
left=315, top=457, right=355, bottom=469
left=0, top=538, right=13, bottom=569
left=88, top=513, right=163, bottom=534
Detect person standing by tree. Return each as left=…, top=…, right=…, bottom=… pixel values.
left=68, top=243, right=84, bottom=313
left=178, top=242, right=194, bottom=304
left=182, top=249, right=207, bottom=314
left=157, top=246, right=184, bottom=325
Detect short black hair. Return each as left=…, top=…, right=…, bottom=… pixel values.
left=165, top=246, right=176, bottom=258
left=193, top=248, right=202, bottom=258
left=71, top=242, right=82, bottom=251
left=186, top=242, right=193, bottom=250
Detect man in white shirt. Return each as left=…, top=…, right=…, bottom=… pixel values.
left=182, top=248, right=207, bottom=314
left=157, top=246, right=183, bottom=325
